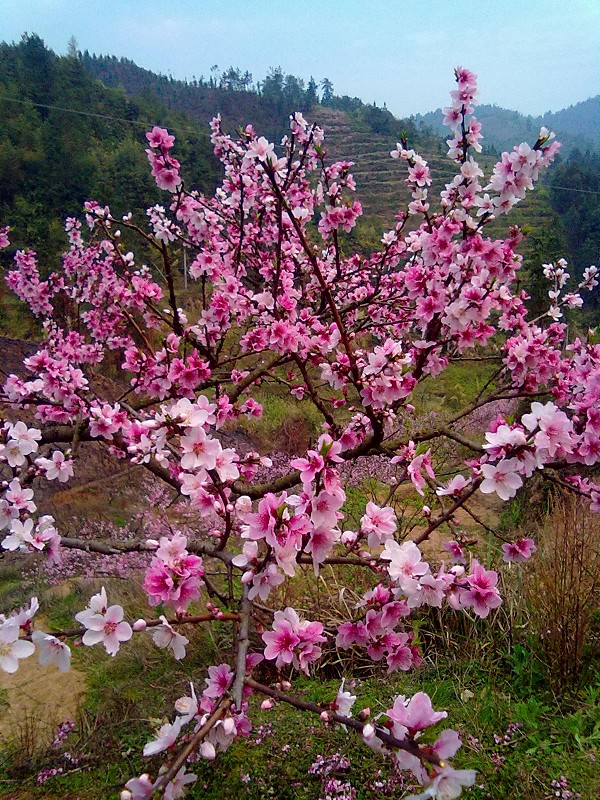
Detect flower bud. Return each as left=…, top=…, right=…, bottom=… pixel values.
left=261, top=699, right=274, bottom=711
left=362, top=723, right=375, bottom=740
left=200, top=741, right=216, bottom=760
left=341, top=530, right=357, bottom=546
left=222, top=717, right=236, bottom=734
left=132, top=619, right=147, bottom=632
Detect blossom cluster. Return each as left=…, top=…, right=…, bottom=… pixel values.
left=0, top=421, right=62, bottom=559
left=262, top=607, right=326, bottom=674
left=143, top=533, right=204, bottom=613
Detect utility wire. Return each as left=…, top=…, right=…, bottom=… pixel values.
left=545, top=185, right=600, bottom=195
left=0, top=95, right=207, bottom=136
left=2, top=95, right=600, bottom=196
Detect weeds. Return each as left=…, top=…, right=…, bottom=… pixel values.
left=526, top=493, right=600, bottom=691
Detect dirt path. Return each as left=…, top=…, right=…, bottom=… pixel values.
left=0, top=591, right=87, bottom=748
left=0, top=650, right=86, bottom=748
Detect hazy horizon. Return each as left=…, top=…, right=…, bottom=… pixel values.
left=1, top=0, right=598, bottom=118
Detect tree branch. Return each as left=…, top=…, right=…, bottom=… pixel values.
left=244, top=678, right=440, bottom=766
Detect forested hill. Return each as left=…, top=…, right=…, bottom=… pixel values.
left=414, top=99, right=600, bottom=156
left=80, top=52, right=291, bottom=143
left=0, top=34, right=220, bottom=264
left=80, top=51, right=440, bottom=155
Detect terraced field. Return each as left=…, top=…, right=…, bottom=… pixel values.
left=310, top=107, right=558, bottom=240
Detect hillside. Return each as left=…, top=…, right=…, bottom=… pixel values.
left=80, top=52, right=293, bottom=143
left=0, top=34, right=219, bottom=264
left=0, top=35, right=222, bottom=334
left=414, top=98, right=600, bottom=156
left=79, top=50, right=563, bottom=242
left=309, top=107, right=561, bottom=268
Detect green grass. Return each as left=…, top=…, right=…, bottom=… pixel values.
left=234, top=385, right=330, bottom=453
left=1, top=577, right=598, bottom=800
left=412, top=360, right=499, bottom=416
left=0, top=280, right=41, bottom=340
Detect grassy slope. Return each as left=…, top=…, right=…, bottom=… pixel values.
left=0, top=526, right=598, bottom=800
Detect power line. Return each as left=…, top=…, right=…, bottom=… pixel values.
left=546, top=184, right=600, bottom=195
left=0, top=95, right=207, bottom=137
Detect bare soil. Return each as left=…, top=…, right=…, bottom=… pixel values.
left=0, top=657, right=86, bottom=747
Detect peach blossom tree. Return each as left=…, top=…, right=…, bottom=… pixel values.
left=1, top=68, right=598, bottom=799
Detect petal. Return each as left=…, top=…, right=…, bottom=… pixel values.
left=82, top=629, right=105, bottom=646
left=12, top=640, right=35, bottom=659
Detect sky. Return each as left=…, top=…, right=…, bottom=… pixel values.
left=1, top=0, right=599, bottom=117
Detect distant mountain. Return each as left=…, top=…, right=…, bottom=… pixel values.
left=413, top=98, right=600, bottom=155
left=80, top=52, right=437, bottom=154
left=80, top=52, right=292, bottom=143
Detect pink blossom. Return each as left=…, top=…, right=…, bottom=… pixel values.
left=6, top=421, right=41, bottom=457
left=480, top=458, right=523, bottom=501
left=408, top=451, right=436, bottom=496
left=305, top=526, right=339, bottom=573
left=360, top=502, right=397, bottom=548
left=6, top=596, right=39, bottom=629
left=4, top=478, right=36, bottom=513
left=248, top=563, right=285, bottom=601
left=164, top=767, right=197, bottom=800
left=436, top=475, right=471, bottom=497
left=381, top=540, right=430, bottom=594
left=122, top=773, right=154, bottom=800
left=143, top=717, right=183, bottom=757
left=388, top=692, right=447, bottom=738
left=75, top=590, right=132, bottom=656
left=246, top=136, right=275, bottom=161
left=262, top=611, right=300, bottom=667
left=36, top=450, right=74, bottom=483
left=262, top=607, right=325, bottom=674
left=152, top=617, right=189, bottom=660
left=501, top=537, right=537, bottom=562
left=442, top=540, right=466, bottom=562
left=143, top=535, right=204, bottom=612
left=146, top=126, right=175, bottom=150
left=336, top=621, right=369, bottom=650
left=31, top=630, right=71, bottom=671
left=204, top=663, right=234, bottom=698
left=460, top=560, right=502, bottom=618
left=180, top=427, right=222, bottom=471
left=333, top=679, right=356, bottom=718
left=0, top=619, right=35, bottom=672
left=406, top=764, right=476, bottom=799
left=2, top=518, right=35, bottom=551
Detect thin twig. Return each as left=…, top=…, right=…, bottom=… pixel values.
left=149, top=697, right=232, bottom=797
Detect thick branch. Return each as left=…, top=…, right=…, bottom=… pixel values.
left=44, top=612, right=240, bottom=639
left=59, top=536, right=233, bottom=564
left=232, top=585, right=251, bottom=710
